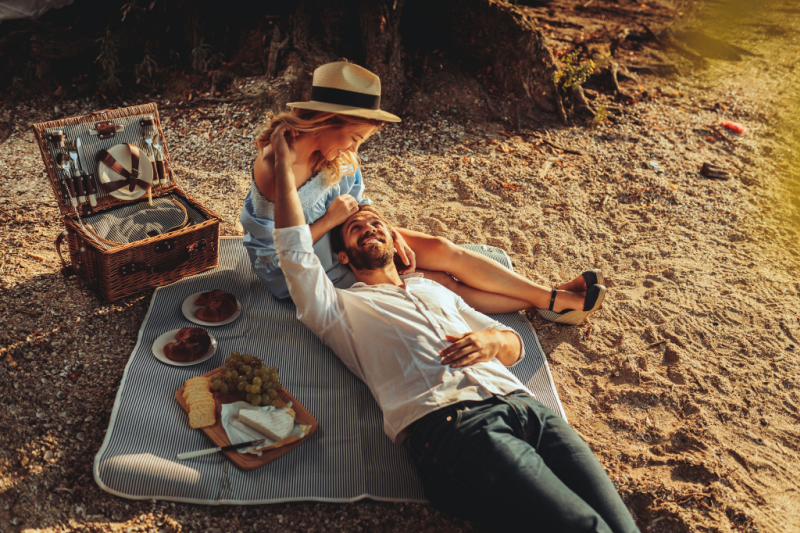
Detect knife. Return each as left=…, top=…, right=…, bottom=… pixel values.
left=76, top=138, right=98, bottom=207
left=176, top=438, right=267, bottom=460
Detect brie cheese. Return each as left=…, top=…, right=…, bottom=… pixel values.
left=239, top=408, right=295, bottom=442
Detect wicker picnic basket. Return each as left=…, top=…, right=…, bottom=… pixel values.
left=32, top=103, right=221, bottom=302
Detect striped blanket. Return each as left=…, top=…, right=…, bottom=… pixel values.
left=93, top=237, right=564, bottom=504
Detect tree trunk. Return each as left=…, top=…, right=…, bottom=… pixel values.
left=358, top=0, right=407, bottom=112
left=403, top=0, right=561, bottom=120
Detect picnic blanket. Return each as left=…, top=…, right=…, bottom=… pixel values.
left=93, top=237, right=566, bottom=504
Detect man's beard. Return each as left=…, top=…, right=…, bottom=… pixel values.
left=344, top=235, right=393, bottom=271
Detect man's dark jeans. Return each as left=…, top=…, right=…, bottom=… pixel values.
left=406, top=392, right=640, bottom=533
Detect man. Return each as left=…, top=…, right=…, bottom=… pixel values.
left=270, top=124, right=639, bottom=533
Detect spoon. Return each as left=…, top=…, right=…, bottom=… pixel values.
left=56, top=153, right=78, bottom=208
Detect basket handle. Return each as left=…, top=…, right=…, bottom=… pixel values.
left=55, top=230, right=76, bottom=277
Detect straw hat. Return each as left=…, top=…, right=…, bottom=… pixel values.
left=287, top=62, right=401, bottom=122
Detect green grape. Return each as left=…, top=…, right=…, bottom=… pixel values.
left=224, top=371, right=232, bottom=379
left=237, top=381, right=247, bottom=391
left=242, top=354, right=253, bottom=363
left=219, top=383, right=229, bottom=394
left=265, top=382, right=275, bottom=390
left=230, top=370, right=238, bottom=380
left=261, top=393, right=272, bottom=406
left=245, top=371, right=254, bottom=381
left=246, top=392, right=254, bottom=402
left=210, top=380, right=221, bottom=391
left=269, top=373, right=279, bottom=383
left=267, top=389, right=278, bottom=400
left=252, top=377, right=262, bottom=387
left=250, top=395, right=261, bottom=406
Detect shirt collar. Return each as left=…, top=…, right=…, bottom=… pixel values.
left=349, top=272, right=425, bottom=289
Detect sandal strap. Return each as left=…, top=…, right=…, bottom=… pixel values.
left=548, top=287, right=558, bottom=312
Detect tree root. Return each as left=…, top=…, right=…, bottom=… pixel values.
left=571, top=85, right=596, bottom=118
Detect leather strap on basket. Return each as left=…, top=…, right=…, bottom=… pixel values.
left=97, top=144, right=152, bottom=194
left=55, top=230, right=76, bottom=277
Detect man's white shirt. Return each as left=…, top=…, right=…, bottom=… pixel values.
left=274, top=225, right=532, bottom=443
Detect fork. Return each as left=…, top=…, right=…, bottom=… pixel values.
left=66, top=140, right=88, bottom=204
left=142, top=124, right=157, bottom=184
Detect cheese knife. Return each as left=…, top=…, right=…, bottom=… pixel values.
left=176, top=438, right=267, bottom=460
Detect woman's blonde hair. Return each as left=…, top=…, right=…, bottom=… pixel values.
left=255, top=108, right=384, bottom=186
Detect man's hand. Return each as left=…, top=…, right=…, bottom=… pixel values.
left=391, top=229, right=416, bottom=274
left=439, top=330, right=521, bottom=368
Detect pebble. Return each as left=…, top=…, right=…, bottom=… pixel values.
left=77, top=432, right=85, bottom=441
left=44, top=450, right=53, bottom=461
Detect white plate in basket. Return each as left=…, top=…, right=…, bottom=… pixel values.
left=152, top=328, right=217, bottom=367
left=97, top=143, right=154, bottom=201
left=181, top=291, right=242, bottom=327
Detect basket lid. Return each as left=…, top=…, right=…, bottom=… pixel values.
left=32, top=103, right=183, bottom=217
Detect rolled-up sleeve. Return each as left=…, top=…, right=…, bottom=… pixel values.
left=273, top=226, right=345, bottom=334
left=455, top=296, right=525, bottom=366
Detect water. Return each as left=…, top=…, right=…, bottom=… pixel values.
left=682, top=0, right=800, bottom=227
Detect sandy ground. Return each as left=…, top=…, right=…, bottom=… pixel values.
left=2, top=1, right=800, bottom=532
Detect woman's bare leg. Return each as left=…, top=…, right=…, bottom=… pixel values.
left=418, top=270, right=534, bottom=314
left=397, top=229, right=585, bottom=313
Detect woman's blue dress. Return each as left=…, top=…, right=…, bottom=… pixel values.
left=240, top=167, right=371, bottom=299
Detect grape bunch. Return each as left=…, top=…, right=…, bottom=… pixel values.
left=211, top=351, right=282, bottom=407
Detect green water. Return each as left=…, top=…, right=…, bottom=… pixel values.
left=683, top=0, right=800, bottom=225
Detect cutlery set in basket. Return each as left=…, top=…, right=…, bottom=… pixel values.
left=33, top=103, right=222, bottom=301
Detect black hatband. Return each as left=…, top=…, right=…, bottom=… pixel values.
left=311, top=86, right=380, bottom=110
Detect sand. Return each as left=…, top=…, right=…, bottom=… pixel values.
left=2, top=1, right=800, bottom=531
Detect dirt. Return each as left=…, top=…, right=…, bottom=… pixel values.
left=2, top=0, right=800, bottom=532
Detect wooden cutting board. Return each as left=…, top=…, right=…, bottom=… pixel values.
left=175, top=368, right=318, bottom=471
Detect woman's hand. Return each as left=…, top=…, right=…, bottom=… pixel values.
left=270, top=123, right=297, bottom=167
left=323, top=194, right=360, bottom=228
left=392, top=229, right=416, bottom=274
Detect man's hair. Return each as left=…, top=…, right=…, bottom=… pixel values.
left=331, top=205, right=391, bottom=255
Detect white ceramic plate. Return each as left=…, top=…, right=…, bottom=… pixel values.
left=98, top=143, right=154, bottom=201
left=152, top=328, right=217, bottom=367
left=181, top=291, right=242, bottom=327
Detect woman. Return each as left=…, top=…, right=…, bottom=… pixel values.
left=241, top=62, right=604, bottom=324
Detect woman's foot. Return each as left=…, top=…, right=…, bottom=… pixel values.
left=551, top=289, right=588, bottom=313
left=556, top=275, right=587, bottom=293
left=557, top=269, right=604, bottom=292
left=539, top=284, right=606, bottom=325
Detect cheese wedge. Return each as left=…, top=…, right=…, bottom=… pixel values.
left=239, top=409, right=295, bottom=442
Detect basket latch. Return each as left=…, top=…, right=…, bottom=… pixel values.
left=188, top=240, right=207, bottom=255
left=146, top=240, right=206, bottom=274
left=120, top=262, right=147, bottom=277
left=91, top=121, right=124, bottom=140
left=154, top=239, right=177, bottom=253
